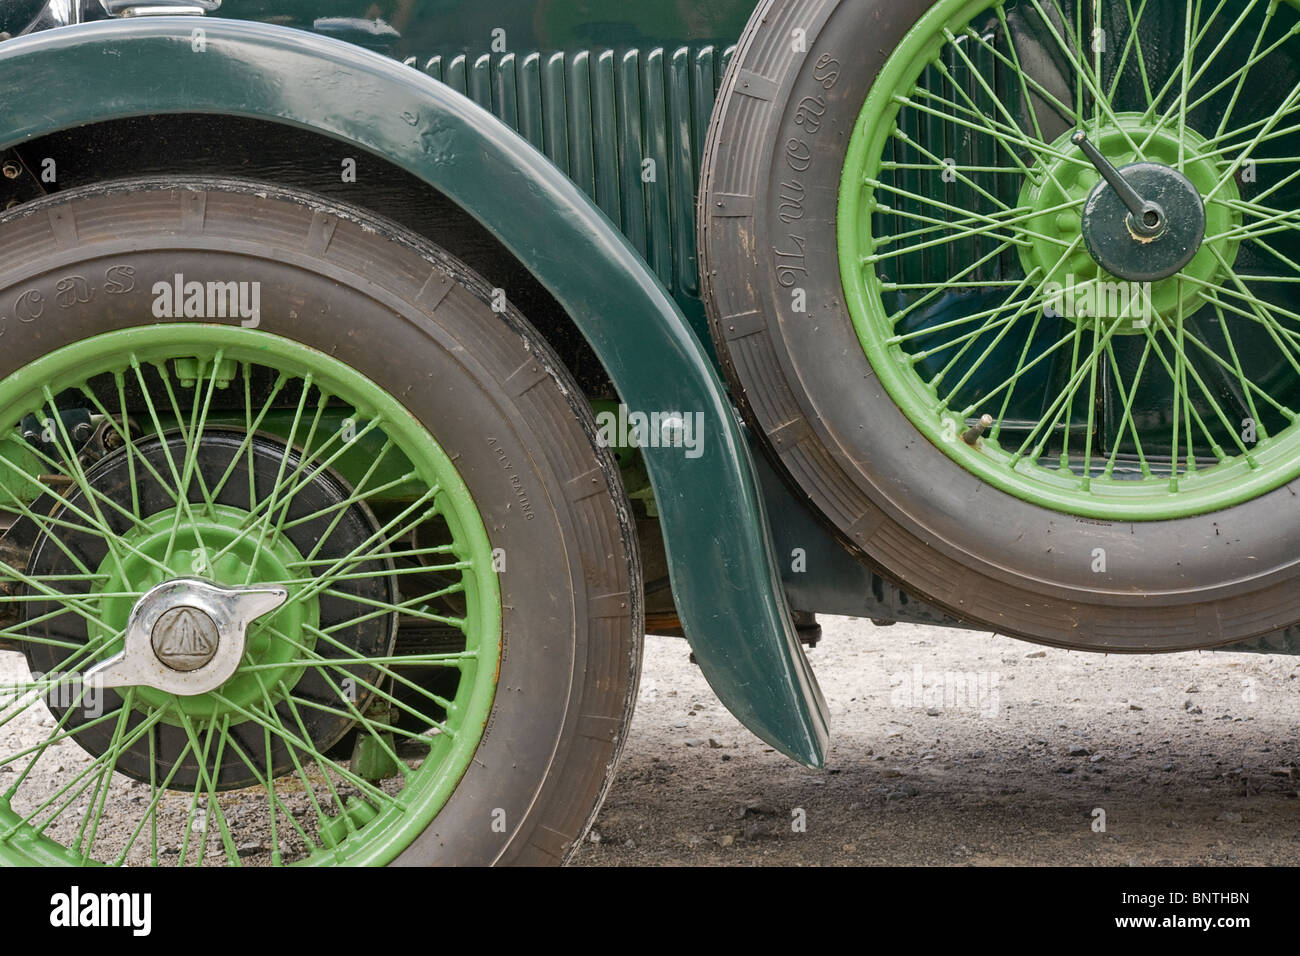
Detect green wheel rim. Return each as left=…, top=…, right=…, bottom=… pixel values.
left=0, top=325, right=500, bottom=866
left=840, top=0, right=1300, bottom=520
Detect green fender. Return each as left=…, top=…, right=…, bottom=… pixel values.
left=0, top=18, right=829, bottom=766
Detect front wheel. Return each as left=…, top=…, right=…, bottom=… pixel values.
left=0, top=180, right=641, bottom=865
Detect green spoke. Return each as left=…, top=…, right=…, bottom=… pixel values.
left=989, top=9, right=1042, bottom=142
left=1216, top=0, right=1279, bottom=139
left=210, top=685, right=396, bottom=807
left=866, top=178, right=1075, bottom=252
left=74, top=689, right=137, bottom=859
left=319, top=586, right=466, bottom=630
left=967, top=17, right=1076, bottom=134
left=1206, top=81, right=1300, bottom=202
left=1101, top=336, right=1154, bottom=478
left=128, top=355, right=209, bottom=565
left=7, top=434, right=176, bottom=581
left=203, top=367, right=289, bottom=505
left=1106, top=0, right=1152, bottom=106
left=262, top=622, right=458, bottom=735
left=0, top=704, right=133, bottom=774
left=206, top=414, right=388, bottom=568
left=1193, top=286, right=1300, bottom=360
left=1134, top=0, right=1226, bottom=127
left=1136, top=0, right=1248, bottom=156
left=294, top=625, right=458, bottom=732
left=896, top=88, right=1051, bottom=187
left=175, top=715, right=220, bottom=866
left=212, top=727, right=318, bottom=862
left=1211, top=194, right=1300, bottom=223
left=935, top=275, right=1052, bottom=396
left=888, top=127, right=1014, bottom=212
left=936, top=38, right=1077, bottom=191
left=990, top=289, right=1052, bottom=443
left=173, top=711, right=241, bottom=866
left=940, top=238, right=1083, bottom=397
left=960, top=323, right=1085, bottom=422
left=112, top=728, right=199, bottom=866
left=273, top=487, right=442, bottom=617
left=1016, top=294, right=1136, bottom=462
left=0, top=324, right=499, bottom=867
left=0, top=550, right=114, bottom=635
left=288, top=648, right=464, bottom=696
left=161, top=353, right=225, bottom=519
left=1209, top=244, right=1300, bottom=365
left=1152, top=309, right=1251, bottom=463
left=249, top=387, right=334, bottom=566
left=1201, top=305, right=1281, bottom=432
left=1026, top=0, right=1140, bottom=153
left=1175, top=0, right=1197, bottom=172
left=235, top=374, right=316, bottom=586
left=3, top=704, right=163, bottom=844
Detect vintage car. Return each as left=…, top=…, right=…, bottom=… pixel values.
left=0, top=0, right=1296, bottom=866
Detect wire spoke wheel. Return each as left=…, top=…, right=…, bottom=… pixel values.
left=840, top=0, right=1300, bottom=519
left=702, top=0, right=1300, bottom=648
left=0, top=325, right=499, bottom=866
left=0, top=180, right=640, bottom=866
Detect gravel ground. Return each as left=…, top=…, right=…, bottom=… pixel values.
left=571, top=617, right=1300, bottom=866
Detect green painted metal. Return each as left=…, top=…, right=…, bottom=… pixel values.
left=93, top=504, right=321, bottom=725
left=0, top=324, right=500, bottom=865
left=216, top=0, right=757, bottom=56
left=0, top=17, right=827, bottom=766
left=1, top=409, right=421, bottom=508
left=839, top=0, right=1300, bottom=522
left=1016, top=122, right=1240, bottom=329
left=402, top=42, right=733, bottom=339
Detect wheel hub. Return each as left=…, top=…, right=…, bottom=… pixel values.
left=88, top=502, right=317, bottom=721
left=153, top=606, right=219, bottom=672
left=1079, top=161, right=1206, bottom=283
left=87, top=577, right=288, bottom=695
left=21, top=426, right=399, bottom=789
left=1017, top=115, right=1242, bottom=333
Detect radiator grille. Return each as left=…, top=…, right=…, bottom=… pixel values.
left=415, top=46, right=734, bottom=298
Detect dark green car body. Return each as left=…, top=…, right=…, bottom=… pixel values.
left=0, top=0, right=1294, bottom=771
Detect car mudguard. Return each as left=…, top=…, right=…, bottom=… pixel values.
left=0, top=17, right=829, bottom=766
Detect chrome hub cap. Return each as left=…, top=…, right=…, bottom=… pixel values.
left=87, top=578, right=287, bottom=695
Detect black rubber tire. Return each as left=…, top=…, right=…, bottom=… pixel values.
left=0, top=178, right=642, bottom=865
left=699, top=0, right=1300, bottom=652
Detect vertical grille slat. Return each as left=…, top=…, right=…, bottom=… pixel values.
left=493, top=52, right=520, bottom=130
left=616, top=49, right=648, bottom=255
left=468, top=53, right=492, bottom=110
left=541, top=52, right=570, bottom=174
left=592, top=49, right=622, bottom=225
left=566, top=51, right=597, bottom=198
left=444, top=54, right=467, bottom=95
left=518, top=53, right=545, bottom=151
left=692, top=47, right=718, bottom=170
left=406, top=44, right=736, bottom=298
left=669, top=45, right=699, bottom=296
left=642, top=47, right=673, bottom=286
